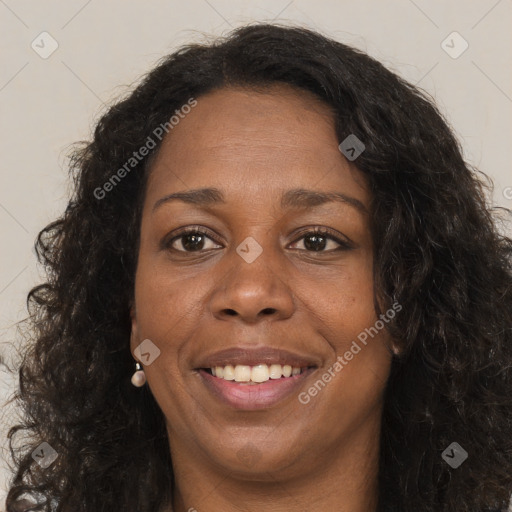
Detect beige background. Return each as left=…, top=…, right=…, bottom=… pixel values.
left=1, top=0, right=511, bottom=508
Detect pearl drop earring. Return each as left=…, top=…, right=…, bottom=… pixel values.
left=131, top=362, right=146, bottom=387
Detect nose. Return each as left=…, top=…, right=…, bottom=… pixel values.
left=209, top=244, right=295, bottom=324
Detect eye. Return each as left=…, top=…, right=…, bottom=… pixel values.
left=164, top=226, right=222, bottom=253
left=289, top=227, right=351, bottom=252
left=163, top=226, right=352, bottom=254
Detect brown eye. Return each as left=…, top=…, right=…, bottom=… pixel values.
left=289, top=228, right=352, bottom=252
left=165, top=227, right=222, bottom=253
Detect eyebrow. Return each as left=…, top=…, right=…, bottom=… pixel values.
left=152, top=187, right=368, bottom=215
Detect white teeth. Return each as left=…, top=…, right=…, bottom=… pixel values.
left=269, top=364, right=282, bottom=379
left=251, top=364, right=269, bottom=383
left=234, top=365, right=251, bottom=382
left=223, top=365, right=235, bottom=380
left=209, top=363, right=306, bottom=383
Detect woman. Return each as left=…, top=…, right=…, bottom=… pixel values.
left=4, top=23, right=512, bottom=512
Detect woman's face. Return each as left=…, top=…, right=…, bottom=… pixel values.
left=131, top=84, right=395, bottom=482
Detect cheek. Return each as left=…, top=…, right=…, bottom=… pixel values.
left=303, top=254, right=390, bottom=381
left=131, top=255, right=207, bottom=368
left=135, top=247, right=208, bottom=318
left=301, top=255, right=376, bottom=341
left=303, top=273, right=392, bottom=428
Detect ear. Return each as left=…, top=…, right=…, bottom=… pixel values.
left=129, top=304, right=139, bottom=358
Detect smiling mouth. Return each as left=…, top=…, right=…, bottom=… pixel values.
left=197, top=364, right=317, bottom=410
left=200, top=363, right=315, bottom=384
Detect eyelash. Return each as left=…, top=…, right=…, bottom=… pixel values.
left=163, top=225, right=352, bottom=254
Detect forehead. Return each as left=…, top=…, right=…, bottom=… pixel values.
left=144, top=85, right=369, bottom=209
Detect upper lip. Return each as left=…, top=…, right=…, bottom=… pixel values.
left=194, top=346, right=320, bottom=369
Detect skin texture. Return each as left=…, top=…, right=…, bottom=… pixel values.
left=130, top=84, right=397, bottom=512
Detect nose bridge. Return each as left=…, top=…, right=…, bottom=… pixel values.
left=209, top=231, right=294, bottom=322
left=236, top=233, right=282, bottom=287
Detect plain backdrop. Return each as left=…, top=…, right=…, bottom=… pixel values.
left=1, top=0, right=511, bottom=508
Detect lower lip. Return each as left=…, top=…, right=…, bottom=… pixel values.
left=198, top=368, right=316, bottom=410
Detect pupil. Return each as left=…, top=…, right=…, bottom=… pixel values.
left=183, top=233, right=204, bottom=251
left=304, top=234, right=326, bottom=251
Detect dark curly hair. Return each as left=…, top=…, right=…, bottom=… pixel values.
left=4, top=22, right=512, bottom=512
